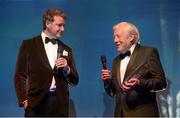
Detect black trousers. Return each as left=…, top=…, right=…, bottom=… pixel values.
left=25, top=93, right=66, bottom=117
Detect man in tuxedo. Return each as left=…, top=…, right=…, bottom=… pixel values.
left=14, top=8, right=79, bottom=117
left=101, top=22, right=167, bottom=117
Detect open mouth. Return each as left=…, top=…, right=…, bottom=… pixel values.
left=115, top=43, right=121, bottom=48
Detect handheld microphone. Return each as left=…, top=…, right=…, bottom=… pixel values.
left=54, top=47, right=62, bottom=74
left=57, top=47, right=62, bottom=59
left=100, top=55, right=107, bottom=69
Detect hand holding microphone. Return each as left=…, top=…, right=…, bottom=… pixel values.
left=55, top=57, right=68, bottom=68
left=55, top=48, right=68, bottom=69
left=53, top=47, right=70, bottom=78
left=100, top=55, right=111, bottom=80
left=54, top=48, right=69, bottom=77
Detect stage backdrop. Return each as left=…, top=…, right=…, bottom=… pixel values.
left=0, top=0, right=179, bottom=117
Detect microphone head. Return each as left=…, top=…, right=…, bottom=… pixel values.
left=100, top=55, right=107, bottom=69
left=57, top=48, right=62, bottom=58
left=58, top=48, right=61, bottom=53
left=101, top=55, right=106, bottom=63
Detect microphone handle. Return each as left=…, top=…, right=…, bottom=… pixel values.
left=54, top=48, right=62, bottom=74
left=102, top=63, right=107, bottom=69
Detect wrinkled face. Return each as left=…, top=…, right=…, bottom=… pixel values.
left=113, top=28, right=133, bottom=53
left=46, top=16, right=65, bottom=39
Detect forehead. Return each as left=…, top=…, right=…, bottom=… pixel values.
left=114, top=28, right=125, bottom=35
left=53, top=16, right=65, bottom=24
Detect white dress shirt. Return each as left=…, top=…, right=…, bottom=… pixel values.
left=120, top=43, right=136, bottom=83
left=41, top=32, right=57, bottom=91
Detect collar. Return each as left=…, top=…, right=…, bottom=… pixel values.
left=129, top=43, right=137, bottom=55
left=41, top=31, right=48, bottom=45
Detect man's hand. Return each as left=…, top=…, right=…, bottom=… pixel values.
left=122, top=77, right=140, bottom=90
left=101, top=69, right=111, bottom=80
left=23, top=100, right=28, bottom=110
left=55, top=57, right=68, bottom=68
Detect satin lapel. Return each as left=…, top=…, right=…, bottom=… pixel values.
left=123, top=44, right=140, bottom=81
left=114, top=56, right=123, bottom=89
left=57, top=40, right=63, bottom=52
left=116, top=57, right=121, bottom=86
left=35, top=36, right=52, bottom=70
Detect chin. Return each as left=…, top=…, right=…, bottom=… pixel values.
left=116, top=47, right=122, bottom=52
left=55, top=33, right=62, bottom=39
left=56, top=35, right=61, bottom=39
left=117, top=49, right=122, bottom=53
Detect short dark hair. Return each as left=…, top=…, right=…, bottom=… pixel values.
left=43, top=8, right=67, bottom=30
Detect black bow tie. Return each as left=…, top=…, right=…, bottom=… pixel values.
left=120, top=50, right=131, bottom=59
left=45, top=37, right=58, bottom=45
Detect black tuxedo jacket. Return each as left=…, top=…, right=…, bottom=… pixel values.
left=14, top=35, right=79, bottom=115
left=104, top=44, right=167, bottom=117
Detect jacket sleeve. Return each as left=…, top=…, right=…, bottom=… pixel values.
left=103, top=58, right=118, bottom=97
left=139, top=48, right=167, bottom=92
left=14, top=40, right=28, bottom=107
left=65, top=49, right=79, bottom=86
left=104, top=79, right=116, bottom=97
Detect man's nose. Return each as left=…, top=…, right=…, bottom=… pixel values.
left=114, top=37, right=118, bottom=43
left=60, top=26, right=64, bottom=32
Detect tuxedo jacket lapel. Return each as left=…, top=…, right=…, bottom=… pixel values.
left=115, top=57, right=121, bottom=86
left=112, top=55, right=123, bottom=90
left=124, top=44, right=140, bottom=81
left=34, top=36, right=52, bottom=70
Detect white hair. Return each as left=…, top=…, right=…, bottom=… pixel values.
left=113, top=22, right=140, bottom=43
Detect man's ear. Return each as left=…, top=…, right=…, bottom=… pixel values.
left=45, top=20, right=51, bottom=28
left=129, top=34, right=135, bottom=42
